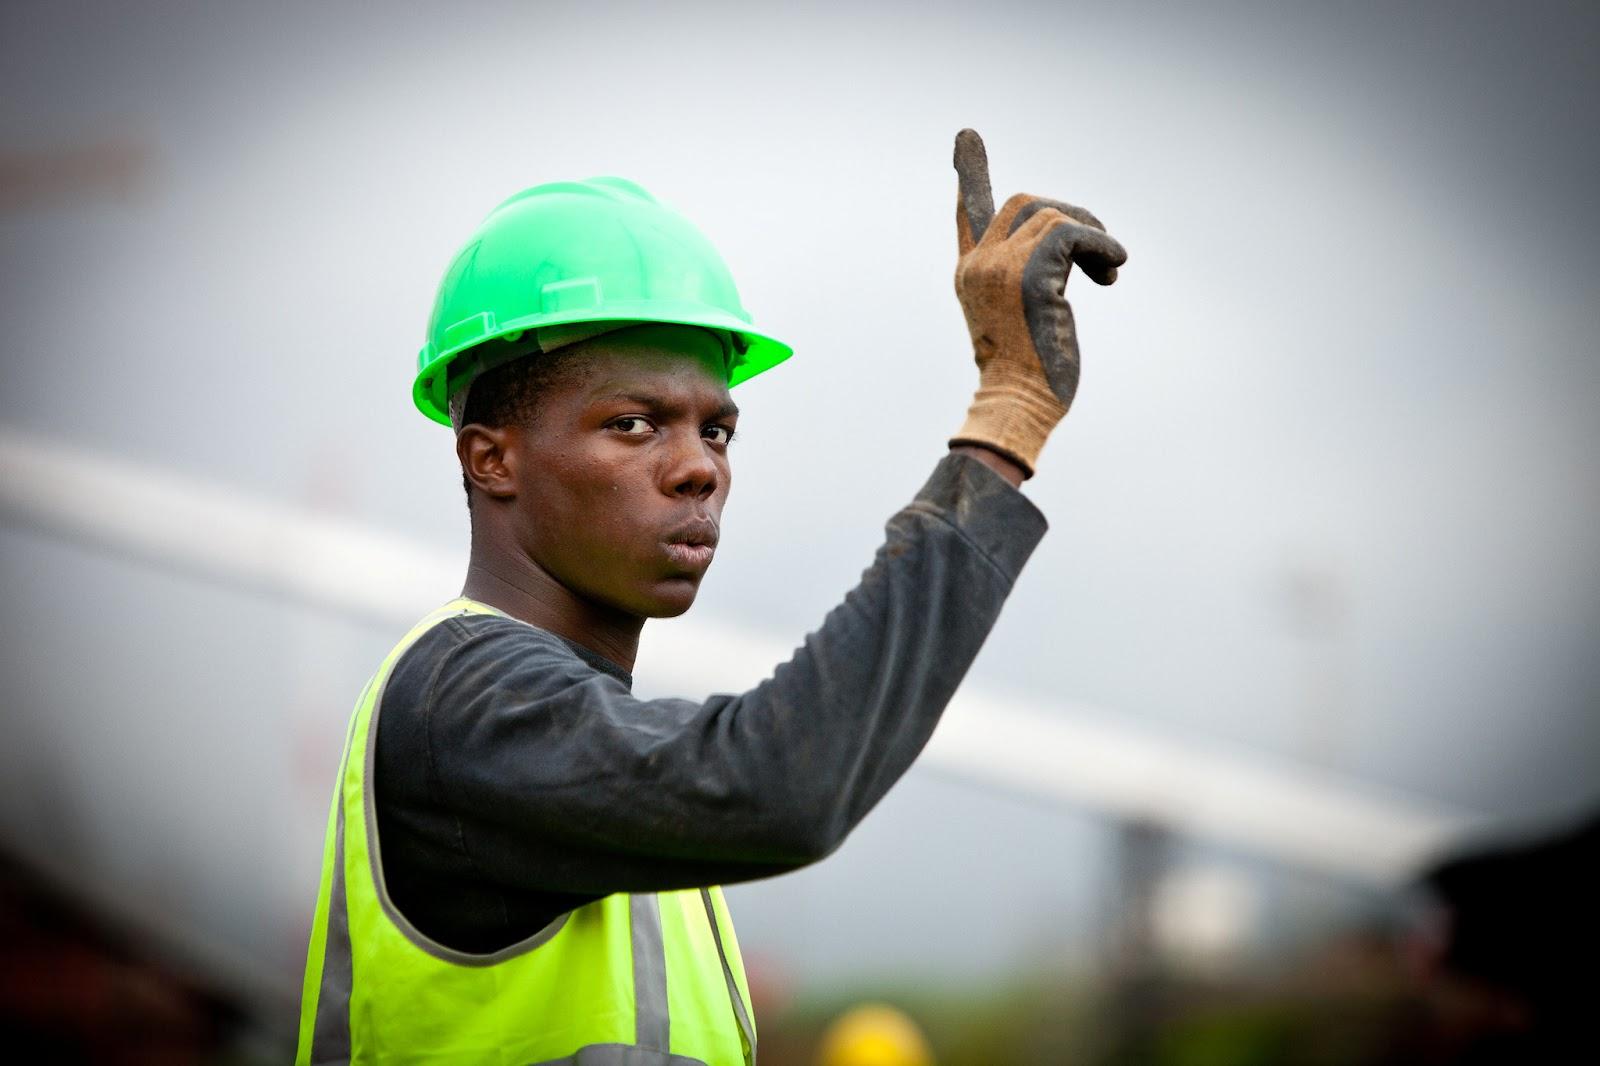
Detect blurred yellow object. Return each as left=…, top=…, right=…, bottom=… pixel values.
left=816, top=1003, right=934, bottom=1066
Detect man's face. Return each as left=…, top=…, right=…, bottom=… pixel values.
left=506, top=327, right=739, bottom=619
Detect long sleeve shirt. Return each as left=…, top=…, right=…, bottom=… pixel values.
left=373, top=450, right=1049, bottom=954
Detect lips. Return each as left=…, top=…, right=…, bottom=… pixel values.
left=662, top=515, right=719, bottom=572
left=664, top=515, right=719, bottom=550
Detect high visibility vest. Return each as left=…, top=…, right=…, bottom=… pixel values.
left=296, top=598, right=757, bottom=1065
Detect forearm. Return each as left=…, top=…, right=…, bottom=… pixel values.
left=446, top=450, right=1047, bottom=893
left=727, top=450, right=1043, bottom=851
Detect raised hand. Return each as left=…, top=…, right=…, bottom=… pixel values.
left=950, top=128, right=1127, bottom=477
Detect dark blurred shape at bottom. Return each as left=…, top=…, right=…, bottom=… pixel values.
left=1404, top=809, right=1599, bottom=1064
left=0, top=850, right=262, bottom=1065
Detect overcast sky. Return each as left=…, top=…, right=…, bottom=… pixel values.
left=3, top=0, right=1597, bottom=988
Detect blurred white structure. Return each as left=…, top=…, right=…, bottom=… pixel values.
left=1150, top=863, right=1262, bottom=973
left=0, top=424, right=1482, bottom=888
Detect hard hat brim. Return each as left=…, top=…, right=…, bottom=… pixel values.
left=413, top=304, right=793, bottom=427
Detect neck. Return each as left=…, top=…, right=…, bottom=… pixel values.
left=461, top=521, right=643, bottom=675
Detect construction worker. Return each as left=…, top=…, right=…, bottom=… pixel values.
left=296, top=129, right=1126, bottom=1065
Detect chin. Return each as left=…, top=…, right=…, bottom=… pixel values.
left=640, top=578, right=701, bottom=618
left=646, top=593, right=698, bottom=618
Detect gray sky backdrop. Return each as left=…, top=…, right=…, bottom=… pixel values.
left=3, top=0, right=1598, bottom=995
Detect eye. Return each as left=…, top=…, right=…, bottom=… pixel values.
left=610, top=416, right=654, bottom=435
left=702, top=424, right=737, bottom=446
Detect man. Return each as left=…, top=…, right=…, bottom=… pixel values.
left=297, top=129, right=1126, bottom=1065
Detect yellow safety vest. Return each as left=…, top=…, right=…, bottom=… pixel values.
left=296, top=598, right=756, bottom=1064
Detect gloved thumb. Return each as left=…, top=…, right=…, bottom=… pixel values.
left=953, top=128, right=995, bottom=256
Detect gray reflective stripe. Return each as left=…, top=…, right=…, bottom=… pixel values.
left=309, top=794, right=353, bottom=1061
left=699, top=890, right=755, bottom=1062
left=630, top=894, right=670, bottom=1050
left=309, top=678, right=372, bottom=1064
left=529, top=1044, right=709, bottom=1065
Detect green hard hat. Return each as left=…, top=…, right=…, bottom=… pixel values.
left=414, top=176, right=793, bottom=426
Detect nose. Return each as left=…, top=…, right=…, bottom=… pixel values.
left=662, top=430, right=720, bottom=501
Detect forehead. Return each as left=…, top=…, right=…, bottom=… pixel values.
left=571, top=331, right=733, bottom=406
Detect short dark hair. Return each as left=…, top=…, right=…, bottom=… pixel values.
left=455, top=347, right=590, bottom=506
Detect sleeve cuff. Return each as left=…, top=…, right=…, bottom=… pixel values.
left=908, top=450, right=1050, bottom=583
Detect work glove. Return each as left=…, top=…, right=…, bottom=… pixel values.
left=949, top=128, right=1127, bottom=477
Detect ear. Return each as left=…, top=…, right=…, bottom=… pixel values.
left=457, top=424, right=521, bottom=500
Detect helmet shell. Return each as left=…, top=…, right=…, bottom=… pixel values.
left=414, top=176, right=792, bottom=425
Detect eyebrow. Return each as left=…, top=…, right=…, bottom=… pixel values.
left=596, top=392, right=740, bottom=420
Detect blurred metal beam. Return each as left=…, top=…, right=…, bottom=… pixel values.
left=0, top=425, right=1483, bottom=887
left=0, top=425, right=460, bottom=625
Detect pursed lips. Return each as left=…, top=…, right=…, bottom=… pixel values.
left=661, top=515, right=719, bottom=572
left=664, top=515, right=719, bottom=549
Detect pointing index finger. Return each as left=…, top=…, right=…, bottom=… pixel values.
left=954, top=128, right=995, bottom=251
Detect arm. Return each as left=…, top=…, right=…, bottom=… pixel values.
left=419, top=448, right=1046, bottom=896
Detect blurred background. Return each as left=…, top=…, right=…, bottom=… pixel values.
left=3, top=1, right=1597, bottom=1061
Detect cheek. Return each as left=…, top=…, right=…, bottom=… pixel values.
left=521, top=449, right=651, bottom=550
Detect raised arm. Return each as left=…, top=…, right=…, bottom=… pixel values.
left=413, top=448, right=1045, bottom=896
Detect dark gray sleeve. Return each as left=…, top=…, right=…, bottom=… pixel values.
left=427, top=450, right=1048, bottom=895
